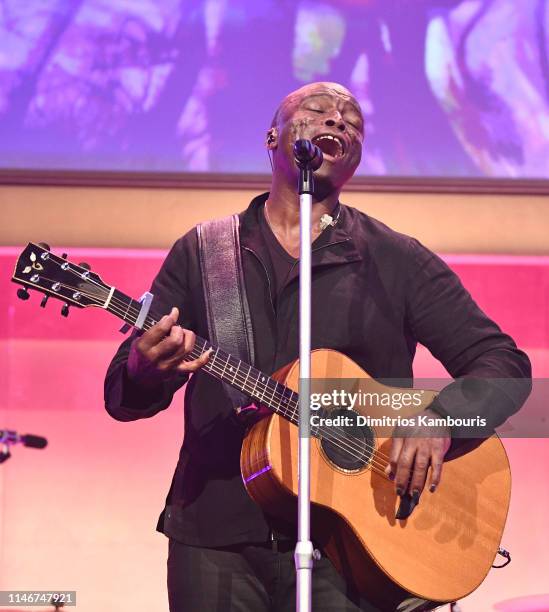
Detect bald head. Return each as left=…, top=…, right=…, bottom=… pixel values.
left=271, top=82, right=361, bottom=129
left=265, top=81, right=364, bottom=192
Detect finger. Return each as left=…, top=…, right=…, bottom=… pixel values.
left=428, top=449, right=445, bottom=493
left=394, top=443, right=416, bottom=496
left=386, top=437, right=404, bottom=480
left=154, top=327, right=198, bottom=368
left=140, top=307, right=179, bottom=350
left=176, top=348, right=213, bottom=373
left=409, top=447, right=430, bottom=499
left=153, top=326, right=186, bottom=367
left=182, top=329, right=197, bottom=357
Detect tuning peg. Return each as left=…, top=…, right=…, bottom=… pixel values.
left=61, top=303, right=70, bottom=317
left=17, top=287, right=30, bottom=301
left=37, top=242, right=51, bottom=251
left=78, top=261, right=91, bottom=271
left=40, top=295, right=49, bottom=308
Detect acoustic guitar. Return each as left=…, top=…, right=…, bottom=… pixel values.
left=12, top=243, right=511, bottom=610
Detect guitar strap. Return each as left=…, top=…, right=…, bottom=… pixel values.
left=197, top=214, right=255, bottom=409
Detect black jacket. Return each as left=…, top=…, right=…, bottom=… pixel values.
left=104, top=193, right=531, bottom=547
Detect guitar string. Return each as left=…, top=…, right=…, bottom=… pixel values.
left=43, top=269, right=397, bottom=476
left=44, top=270, right=397, bottom=477
left=184, top=340, right=395, bottom=477
left=41, top=273, right=395, bottom=478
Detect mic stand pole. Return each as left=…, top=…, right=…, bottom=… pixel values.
left=295, top=164, right=317, bottom=612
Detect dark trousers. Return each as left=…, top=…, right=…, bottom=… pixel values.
left=168, top=540, right=379, bottom=612
left=167, top=539, right=437, bottom=612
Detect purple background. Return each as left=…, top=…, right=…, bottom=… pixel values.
left=1, top=0, right=548, bottom=178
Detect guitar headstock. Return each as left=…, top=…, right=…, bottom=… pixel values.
left=12, top=243, right=112, bottom=311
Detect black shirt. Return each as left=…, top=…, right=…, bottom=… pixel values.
left=259, top=202, right=344, bottom=307
left=259, top=202, right=297, bottom=307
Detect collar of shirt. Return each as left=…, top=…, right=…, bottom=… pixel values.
left=239, top=192, right=363, bottom=272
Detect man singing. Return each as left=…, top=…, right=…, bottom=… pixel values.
left=105, top=82, right=530, bottom=611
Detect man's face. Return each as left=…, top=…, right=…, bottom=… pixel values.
left=271, top=83, right=364, bottom=192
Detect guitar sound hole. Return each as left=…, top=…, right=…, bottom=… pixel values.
left=318, top=408, right=375, bottom=472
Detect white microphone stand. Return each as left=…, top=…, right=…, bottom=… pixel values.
left=294, top=143, right=322, bottom=612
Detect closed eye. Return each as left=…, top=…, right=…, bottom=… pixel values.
left=346, top=117, right=363, bottom=132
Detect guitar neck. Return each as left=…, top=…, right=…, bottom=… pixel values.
left=11, top=242, right=299, bottom=424
left=108, top=289, right=299, bottom=423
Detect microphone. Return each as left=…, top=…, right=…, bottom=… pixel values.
left=0, top=430, right=48, bottom=449
left=293, top=139, right=323, bottom=171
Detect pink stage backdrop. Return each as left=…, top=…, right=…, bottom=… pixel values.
left=1, top=247, right=548, bottom=612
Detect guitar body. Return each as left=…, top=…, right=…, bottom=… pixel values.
left=241, top=349, right=511, bottom=609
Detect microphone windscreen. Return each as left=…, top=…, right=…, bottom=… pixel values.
left=21, top=434, right=48, bottom=449
left=293, top=139, right=323, bottom=170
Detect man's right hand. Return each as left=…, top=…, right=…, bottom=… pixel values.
left=127, top=307, right=212, bottom=388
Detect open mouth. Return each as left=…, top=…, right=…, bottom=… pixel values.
left=312, top=134, right=345, bottom=159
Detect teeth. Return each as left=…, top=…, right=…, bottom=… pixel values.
left=314, top=134, right=344, bottom=155
left=317, top=135, right=340, bottom=145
